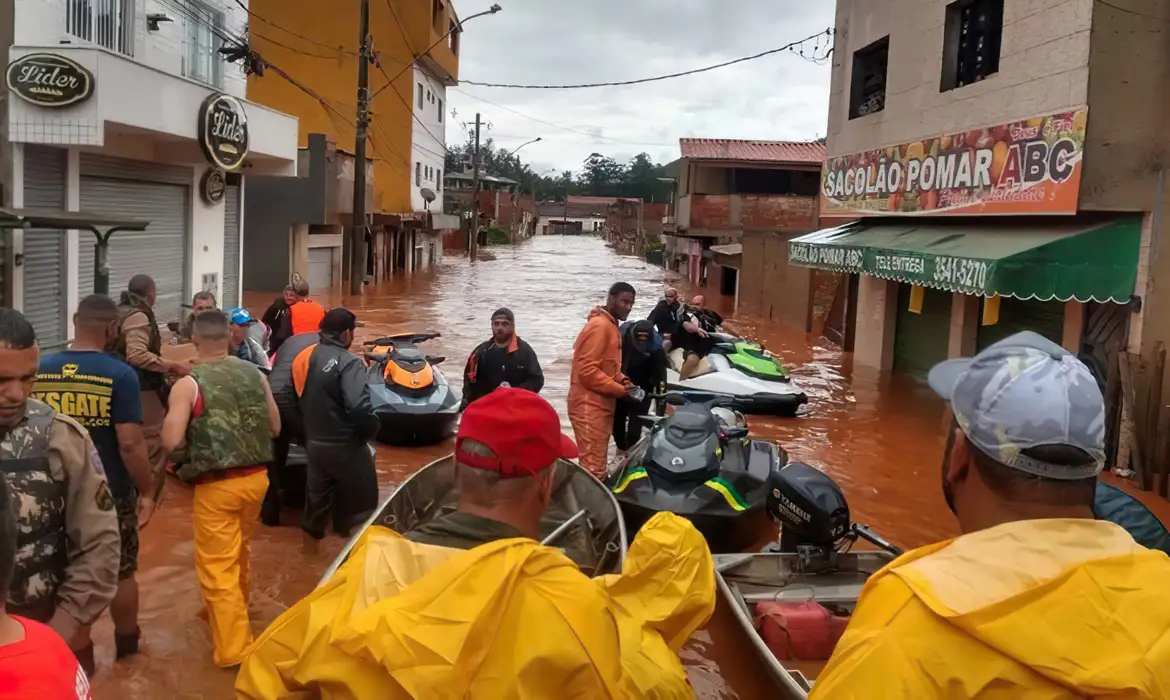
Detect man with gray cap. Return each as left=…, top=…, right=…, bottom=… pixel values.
left=811, top=331, right=1170, bottom=699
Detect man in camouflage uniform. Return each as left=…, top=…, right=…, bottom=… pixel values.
left=162, top=310, right=279, bottom=668
left=0, top=308, right=119, bottom=675
left=114, top=274, right=191, bottom=502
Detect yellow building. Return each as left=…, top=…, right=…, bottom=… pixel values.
left=247, top=0, right=460, bottom=215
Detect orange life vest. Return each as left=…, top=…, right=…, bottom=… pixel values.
left=290, top=299, right=326, bottom=335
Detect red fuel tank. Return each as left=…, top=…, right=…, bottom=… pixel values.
left=755, top=600, right=849, bottom=661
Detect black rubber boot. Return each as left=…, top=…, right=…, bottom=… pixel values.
left=114, top=628, right=141, bottom=660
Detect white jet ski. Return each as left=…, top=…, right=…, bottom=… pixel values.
left=666, top=332, right=807, bottom=416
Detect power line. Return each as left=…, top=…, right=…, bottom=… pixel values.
left=1094, top=0, right=1170, bottom=22
left=450, top=88, right=673, bottom=147
left=461, top=29, right=832, bottom=89
left=252, top=31, right=345, bottom=60
left=229, top=0, right=359, bottom=54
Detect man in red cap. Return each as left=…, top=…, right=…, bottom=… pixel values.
left=407, top=387, right=578, bottom=550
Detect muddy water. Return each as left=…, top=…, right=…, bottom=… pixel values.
left=91, top=236, right=959, bottom=699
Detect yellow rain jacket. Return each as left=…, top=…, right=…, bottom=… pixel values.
left=235, top=512, right=714, bottom=699
left=811, top=519, right=1170, bottom=699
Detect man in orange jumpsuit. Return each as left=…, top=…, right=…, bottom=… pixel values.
left=568, top=282, right=637, bottom=477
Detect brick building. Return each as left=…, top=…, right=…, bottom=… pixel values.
left=667, top=137, right=825, bottom=321
left=787, top=0, right=1170, bottom=474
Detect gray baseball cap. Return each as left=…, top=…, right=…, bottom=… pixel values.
left=928, top=331, right=1105, bottom=480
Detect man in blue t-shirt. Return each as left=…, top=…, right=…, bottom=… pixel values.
left=33, top=295, right=156, bottom=666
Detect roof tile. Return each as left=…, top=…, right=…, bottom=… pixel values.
left=679, top=138, right=826, bottom=164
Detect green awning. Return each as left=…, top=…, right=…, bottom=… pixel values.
left=788, top=217, right=1141, bottom=303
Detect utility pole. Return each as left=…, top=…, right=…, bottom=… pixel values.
left=562, top=179, right=569, bottom=236
left=470, top=113, right=482, bottom=261
left=349, top=0, right=371, bottom=295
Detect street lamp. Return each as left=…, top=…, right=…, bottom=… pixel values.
left=507, top=137, right=542, bottom=157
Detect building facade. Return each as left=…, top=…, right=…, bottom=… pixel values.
left=2, top=0, right=299, bottom=347
left=667, top=138, right=825, bottom=326
left=246, top=0, right=459, bottom=288
left=788, top=0, right=1170, bottom=476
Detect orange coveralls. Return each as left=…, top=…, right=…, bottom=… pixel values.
left=568, top=307, right=628, bottom=477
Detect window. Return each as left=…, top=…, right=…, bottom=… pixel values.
left=449, top=20, right=460, bottom=55
left=941, top=0, right=1003, bottom=91
left=416, top=162, right=422, bottom=186
left=182, top=0, right=224, bottom=88
left=729, top=168, right=821, bottom=197
left=426, top=89, right=432, bottom=103
left=848, top=36, right=889, bottom=119
left=417, top=83, right=424, bottom=109
left=438, top=99, right=443, bottom=122
left=437, top=169, right=442, bottom=190
left=433, top=0, right=445, bottom=30
left=67, top=0, right=135, bottom=56
left=426, top=165, right=432, bottom=180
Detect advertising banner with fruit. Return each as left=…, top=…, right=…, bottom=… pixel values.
left=821, top=107, right=1088, bottom=216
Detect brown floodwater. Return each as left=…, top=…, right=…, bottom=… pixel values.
left=90, top=235, right=963, bottom=699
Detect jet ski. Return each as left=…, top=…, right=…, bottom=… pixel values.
left=607, top=391, right=787, bottom=553
left=666, top=332, right=808, bottom=417
left=363, top=332, right=459, bottom=446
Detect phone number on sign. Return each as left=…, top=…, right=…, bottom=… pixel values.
left=934, top=256, right=989, bottom=290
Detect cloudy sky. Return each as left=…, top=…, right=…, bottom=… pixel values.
left=444, top=0, right=835, bottom=174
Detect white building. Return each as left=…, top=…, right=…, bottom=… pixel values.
left=3, top=0, right=299, bottom=348
left=409, top=65, right=446, bottom=215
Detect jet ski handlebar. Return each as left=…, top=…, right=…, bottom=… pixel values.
left=651, top=389, right=738, bottom=408
left=365, top=331, right=442, bottom=347
left=362, top=351, right=446, bottom=366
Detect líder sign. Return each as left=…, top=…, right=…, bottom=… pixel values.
left=5, top=53, right=95, bottom=108
left=822, top=107, right=1088, bottom=216
left=199, top=93, right=249, bottom=171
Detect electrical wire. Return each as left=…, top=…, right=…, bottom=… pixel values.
left=251, top=31, right=345, bottom=60
left=450, top=88, right=673, bottom=148
left=229, top=0, right=360, bottom=54
left=460, top=28, right=832, bottom=89
left=374, top=60, right=450, bottom=155
left=1094, top=0, right=1170, bottom=22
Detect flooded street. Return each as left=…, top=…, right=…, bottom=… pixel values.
left=92, top=235, right=960, bottom=699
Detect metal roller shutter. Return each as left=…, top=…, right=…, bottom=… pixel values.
left=21, top=145, right=67, bottom=348
left=893, top=284, right=952, bottom=382
left=221, top=183, right=241, bottom=308
left=308, top=247, right=333, bottom=289
left=79, top=178, right=189, bottom=324
left=978, top=297, right=1065, bottom=351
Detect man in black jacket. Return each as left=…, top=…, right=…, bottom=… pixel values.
left=259, top=331, right=317, bottom=526
left=261, top=285, right=298, bottom=356
left=293, top=309, right=378, bottom=551
left=460, top=308, right=544, bottom=410
left=613, top=320, right=667, bottom=454
left=647, top=288, right=681, bottom=347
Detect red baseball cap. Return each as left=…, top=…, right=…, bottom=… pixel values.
left=456, top=387, right=578, bottom=477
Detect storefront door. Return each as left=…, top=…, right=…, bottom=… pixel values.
left=977, top=297, right=1065, bottom=351
left=893, top=284, right=952, bottom=382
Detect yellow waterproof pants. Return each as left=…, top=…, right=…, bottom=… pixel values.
left=193, top=470, right=268, bottom=667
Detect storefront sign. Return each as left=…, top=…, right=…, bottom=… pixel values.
left=200, top=168, right=226, bottom=205
left=821, top=107, right=1088, bottom=216
left=199, top=94, right=249, bottom=171
left=5, top=53, right=94, bottom=107
left=789, top=243, right=865, bottom=272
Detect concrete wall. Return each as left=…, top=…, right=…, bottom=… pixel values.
left=828, top=0, right=1092, bottom=158
left=737, top=230, right=813, bottom=332
left=410, top=66, right=446, bottom=213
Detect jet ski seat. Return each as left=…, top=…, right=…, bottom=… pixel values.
left=667, top=348, right=713, bottom=377
left=663, top=407, right=720, bottom=450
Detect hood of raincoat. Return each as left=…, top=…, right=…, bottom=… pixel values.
left=620, top=320, right=664, bottom=360
left=811, top=518, right=1170, bottom=699
left=236, top=511, right=715, bottom=700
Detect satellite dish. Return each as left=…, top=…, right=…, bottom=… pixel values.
left=420, top=187, right=436, bottom=203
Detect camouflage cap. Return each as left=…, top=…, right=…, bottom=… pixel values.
left=928, top=331, right=1105, bottom=480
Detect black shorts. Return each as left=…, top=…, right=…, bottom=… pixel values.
left=114, top=493, right=139, bottom=580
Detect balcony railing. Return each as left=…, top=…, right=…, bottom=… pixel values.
left=67, top=0, right=135, bottom=57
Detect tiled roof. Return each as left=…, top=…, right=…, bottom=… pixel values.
left=679, top=138, right=827, bottom=164
left=568, top=195, right=622, bottom=205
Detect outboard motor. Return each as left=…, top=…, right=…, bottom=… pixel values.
left=767, top=462, right=851, bottom=555
left=767, top=462, right=903, bottom=562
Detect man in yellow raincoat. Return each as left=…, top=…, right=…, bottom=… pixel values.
left=236, top=387, right=716, bottom=699
left=812, top=331, right=1170, bottom=699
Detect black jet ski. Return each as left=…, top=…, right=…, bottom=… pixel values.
left=363, top=332, right=459, bottom=446
left=666, top=332, right=808, bottom=417
left=607, top=391, right=787, bottom=553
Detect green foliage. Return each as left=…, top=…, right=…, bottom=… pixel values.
left=484, top=227, right=510, bottom=245
left=444, top=134, right=676, bottom=203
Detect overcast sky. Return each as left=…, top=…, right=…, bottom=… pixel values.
left=444, top=0, right=835, bottom=174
